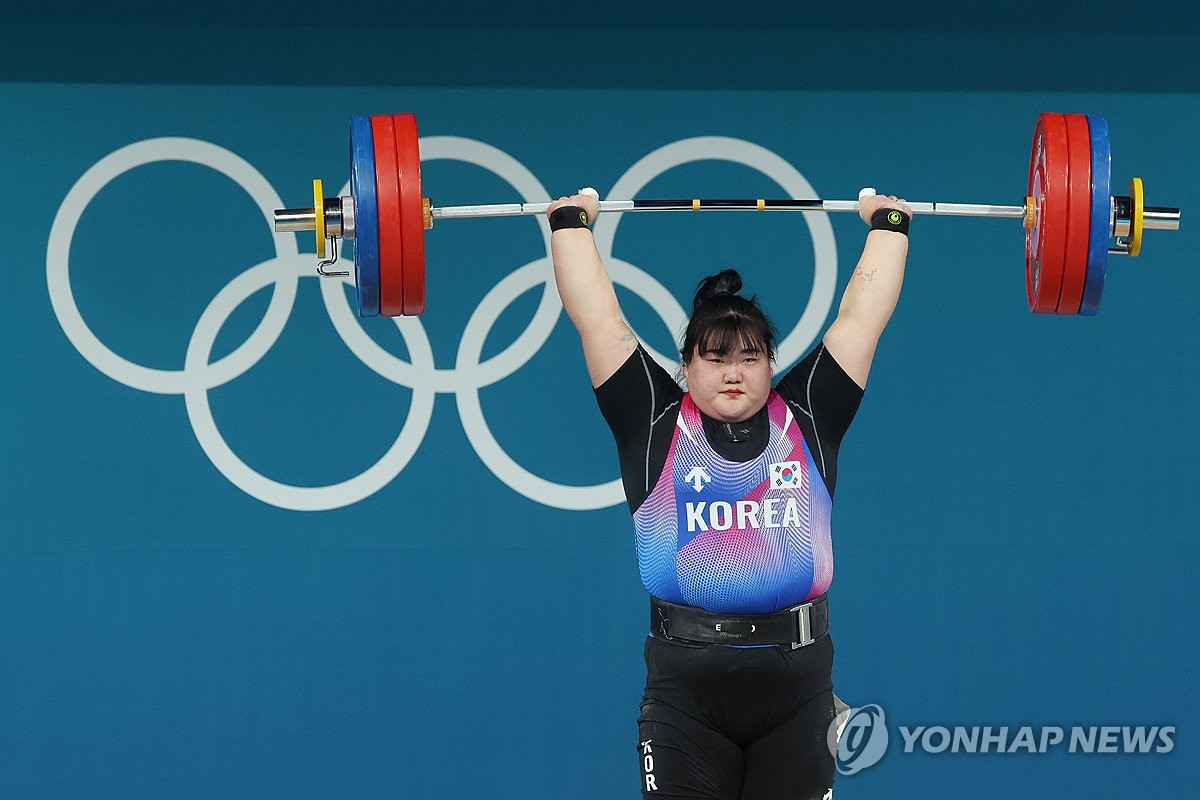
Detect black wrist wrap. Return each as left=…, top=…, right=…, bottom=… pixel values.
left=870, top=207, right=910, bottom=236
left=549, top=206, right=591, bottom=231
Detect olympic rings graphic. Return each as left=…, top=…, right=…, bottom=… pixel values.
left=46, top=133, right=838, bottom=512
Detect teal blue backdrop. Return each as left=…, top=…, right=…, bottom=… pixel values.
left=2, top=12, right=1198, bottom=798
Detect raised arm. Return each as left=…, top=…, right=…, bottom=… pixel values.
left=546, top=190, right=638, bottom=387
left=822, top=192, right=912, bottom=389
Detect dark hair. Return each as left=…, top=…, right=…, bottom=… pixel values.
left=679, top=269, right=777, bottom=363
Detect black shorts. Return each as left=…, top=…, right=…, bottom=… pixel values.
left=636, top=632, right=836, bottom=800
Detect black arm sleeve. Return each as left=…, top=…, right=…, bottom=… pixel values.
left=774, top=342, right=865, bottom=496
left=593, top=346, right=684, bottom=513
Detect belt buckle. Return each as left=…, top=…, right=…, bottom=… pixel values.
left=790, top=601, right=814, bottom=650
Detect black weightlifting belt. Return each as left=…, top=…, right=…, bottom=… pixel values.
left=650, top=594, right=829, bottom=649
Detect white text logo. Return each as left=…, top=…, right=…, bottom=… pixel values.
left=684, top=498, right=803, bottom=532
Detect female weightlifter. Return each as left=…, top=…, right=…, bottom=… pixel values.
left=546, top=187, right=911, bottom=800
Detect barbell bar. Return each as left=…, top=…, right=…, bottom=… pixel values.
left=273, top=112, right=1181, bottom=318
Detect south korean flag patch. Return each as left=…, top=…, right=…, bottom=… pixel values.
left=770, top=461, right=803, bottom=489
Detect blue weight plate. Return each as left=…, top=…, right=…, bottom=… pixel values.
left=1080, top=114, right=1111, bottom=316
left=350, top=115, right=380, bottom=317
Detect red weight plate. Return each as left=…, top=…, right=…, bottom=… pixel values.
left=371, top=114, right=405, bottom=317
left=392, top=113, right=426, bottom=316
left=1025, top=113, right=1069, bottom=314
left=1056, top=114, right=1091, bottom=316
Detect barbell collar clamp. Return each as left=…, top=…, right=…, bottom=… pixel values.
left=275, top=197, right=356, bottom=238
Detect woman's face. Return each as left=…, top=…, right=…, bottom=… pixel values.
left=682, top=342, right=773, bottom=423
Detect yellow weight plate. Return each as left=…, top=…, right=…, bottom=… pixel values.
left=313, top=178, right=327, bottom=260
left=1128, top=177, right=1143, bottom=257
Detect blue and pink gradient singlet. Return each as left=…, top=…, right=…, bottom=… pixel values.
left=633, top=391, right=833, bottom=614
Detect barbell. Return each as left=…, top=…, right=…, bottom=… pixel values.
left=273, top=112, right=1181, bottom=318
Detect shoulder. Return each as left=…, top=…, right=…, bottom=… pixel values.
left=775, top=343, right=863, bottom=407
left=594, top=346, right=684, bottom=430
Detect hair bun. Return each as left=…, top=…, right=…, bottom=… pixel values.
left=693, top=269, right=743, bottom=311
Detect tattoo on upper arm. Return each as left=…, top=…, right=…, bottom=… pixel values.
left=620, top=333, right=634, bottom=342
left=855, top=266, right=878, bottom=282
